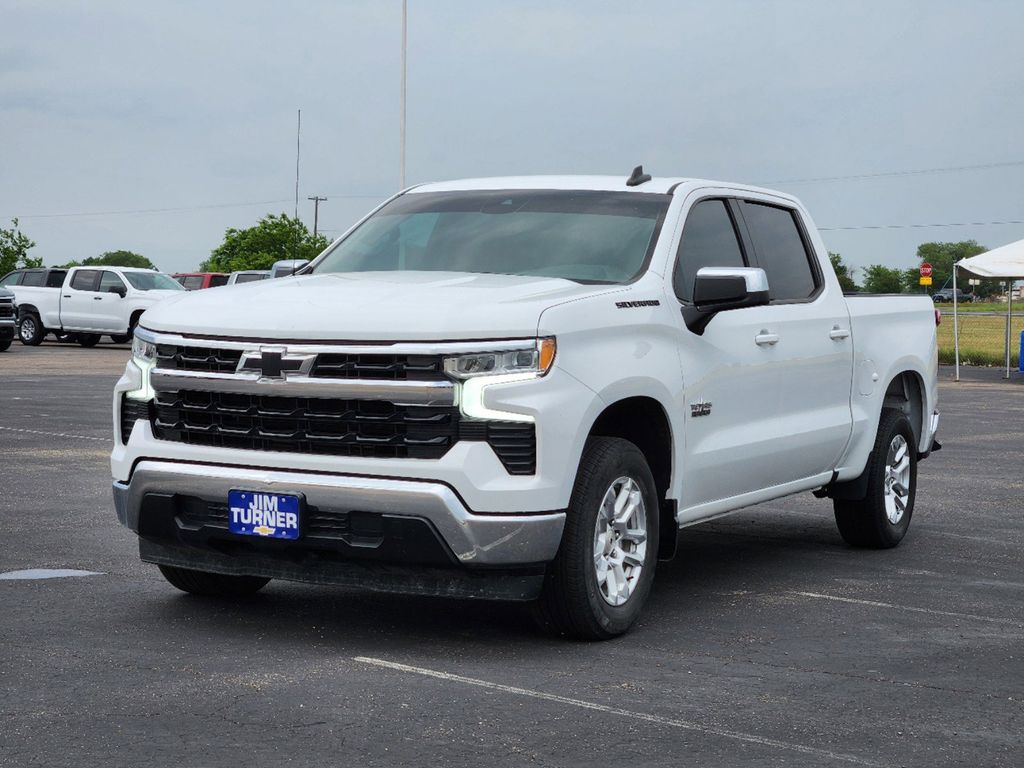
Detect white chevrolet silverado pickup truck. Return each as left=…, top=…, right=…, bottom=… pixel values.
left=8, top=266, right=183, bottom=346
left=112, top=171, right=940, bottom=639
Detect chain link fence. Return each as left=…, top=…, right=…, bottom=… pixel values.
left=937, top=306, right=1023, bottom=368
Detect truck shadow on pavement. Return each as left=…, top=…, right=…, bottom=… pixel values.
left=126, top=510, right=871, bottom=650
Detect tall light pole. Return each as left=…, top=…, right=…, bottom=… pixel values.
left=307, top=196, right=327, bottom=237
left=399, top=0, right=407, bottom=189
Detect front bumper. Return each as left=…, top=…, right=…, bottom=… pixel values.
left=113, top=460, right=565, bottom=598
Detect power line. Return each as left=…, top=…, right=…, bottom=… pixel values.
left=763, top=159, right=1024, bottom=185
left=8, top=198, right=294, bottom=219
left=4, top=195, right=386, bottom=220
left=820, top=218, right=1024, bottom=232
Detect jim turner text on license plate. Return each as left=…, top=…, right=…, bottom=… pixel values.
left=228, top=491, right=300, bottom=540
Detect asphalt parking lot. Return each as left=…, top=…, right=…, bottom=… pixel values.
left=1, top=342, right=1022, bottom=767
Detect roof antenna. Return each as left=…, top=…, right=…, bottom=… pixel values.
left=626, top=164, right=652, bottom=187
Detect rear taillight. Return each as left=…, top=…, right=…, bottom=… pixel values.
left=935, top=308, right=942, bottom=326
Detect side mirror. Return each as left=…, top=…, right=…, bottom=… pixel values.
left=108, top=286, right=127, bottom=298
left=681, top=267, right=770, bottom=334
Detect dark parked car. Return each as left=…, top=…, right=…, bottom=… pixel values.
left=0, top=286, right=15, bottom=351
left=932, top=288, right=975, bottom=303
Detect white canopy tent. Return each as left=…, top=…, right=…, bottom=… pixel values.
left=953, top=238, right=1024, bottom=380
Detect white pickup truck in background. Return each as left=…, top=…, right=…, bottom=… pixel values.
left=112, top=171, right=940, bottom=639
left=6, top=266, right=184, bottom=346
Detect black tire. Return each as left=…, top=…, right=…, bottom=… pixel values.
left=834, top=409, right=917, bottom=548
left=0, top=334, right=11, bottom=352
left=18, top=313, right=45, bottom=346
left=77, top=333, right=101, bottom=348
left=110, top=334, right=130, bottom=344
left=532, top=437, right=660, bottom=640
left=157, top=565, right=270, bottom=597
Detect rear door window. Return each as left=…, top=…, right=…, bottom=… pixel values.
left=209, top=274, right=229, bottom=288
left=181, top=276, right=204, bottom=290
left=21, top=271, right=46, bottom=287
left=70, top=270, right=100, bottom=291
left=673, top=199, right=747, bottom=302
left=740, top=202, right=818, bottom=301
left=46, top=270, right=67, bottom=287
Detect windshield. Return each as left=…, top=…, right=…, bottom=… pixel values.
left=312, top=190, right=670, bottom=284
left=235, top=272, right=268, bottom=284
left=123, top=272, right=184, bottom=291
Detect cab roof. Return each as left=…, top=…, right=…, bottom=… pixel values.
left=408, top=175, right=799, bottom=205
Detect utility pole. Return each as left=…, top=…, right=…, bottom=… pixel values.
left=400, top=0, right=407, bottom=189
left=307, top=196, right=327, bottom=237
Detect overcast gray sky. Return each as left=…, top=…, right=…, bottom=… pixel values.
left=3, top=0, right=1023, bottom=281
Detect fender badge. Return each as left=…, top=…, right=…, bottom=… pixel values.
left=615, top=299, right=660, bottom=309
left=690, top=399, right=712, bottom=417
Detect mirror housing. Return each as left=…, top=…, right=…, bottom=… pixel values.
left=108, top=285, right=127, bottom=298
left=681, top=267, right=770, bottom=334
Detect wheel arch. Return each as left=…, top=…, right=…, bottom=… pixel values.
left=882, top=369, right=927, bottom=450
left=586, top=395, right=677, bottom=560
left=16, top=303, right=41, bottom=320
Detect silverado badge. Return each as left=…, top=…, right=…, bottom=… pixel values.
left=690, top=399, right=712, bottom=417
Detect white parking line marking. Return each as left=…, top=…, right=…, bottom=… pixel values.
left=790, top=591, right=1022, bottom=626
left=354, top=656, right=886, bottom=767
left=0, top=426, right=108, bottom=442
left=0, top=569, right=104, bottom=580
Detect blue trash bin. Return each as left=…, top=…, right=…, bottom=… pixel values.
left=1020, top=329, right=1024, bottom=372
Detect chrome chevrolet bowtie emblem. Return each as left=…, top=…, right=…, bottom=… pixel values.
left=238, top=347, right=315, bottom=379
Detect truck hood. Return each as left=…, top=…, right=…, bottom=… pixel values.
left=140, top=271, right=616, bottom=341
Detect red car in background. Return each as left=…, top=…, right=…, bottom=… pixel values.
left=172, top=272, right=229, bottom=290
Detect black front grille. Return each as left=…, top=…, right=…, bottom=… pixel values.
left=179, top=501, right=385, bottom=541
left=156, top=345, right=242, bottom=373
left=120, top=397, right=152, bottom=444
left=151, top=390, right=459, bottom=460
left=310, top=353, right=446, bottom=380
left=0, top=302, right=13, bottom=319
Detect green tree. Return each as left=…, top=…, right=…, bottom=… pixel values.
left=201, top=213, right=328, bottom=272
left=910, top=240, right=987, bottom=294
left=861, top=264, right=905, bottom=294
left=59, top=250, right=155, bottom=269
left=0, top=218, right=41, bottom=275
left=828, top=252, right=858, bottom=292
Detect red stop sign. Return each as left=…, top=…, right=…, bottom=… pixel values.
left=920, top=263, right=933, bottom=278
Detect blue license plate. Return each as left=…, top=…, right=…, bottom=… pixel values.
left=228, top=491, right=301, bottom=540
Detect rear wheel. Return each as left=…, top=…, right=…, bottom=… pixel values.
left=532, top=437, right=659, bottom=640
left=17, top=313, right=44, bottom=346
left=110, top=334, right=130, bottom=344
left=157, top=565, right=270, bottom=597
left=77, top=333, right=101, bottom=347
left=834, top=409, right=917, bottom=548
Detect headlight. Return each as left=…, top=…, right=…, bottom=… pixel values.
left=132, top=335, right=157, bottom=363
left=126, top=333, right=157, bottom=401
left=444, top=338, right=556, bottom=380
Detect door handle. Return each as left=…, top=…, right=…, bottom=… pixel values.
left=63, top=295, right=71, bottom=298
left=93, top=296, right=103, bottom=301
left=829, top=326, right=850, bottom=340
left=754, top=330, right=779, bottom=347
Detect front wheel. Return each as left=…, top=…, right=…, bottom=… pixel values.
left=532, top=436, right=659, bottom=640
left=77, top=333, right=101, bottom=347
left=18, top=313, right=44, bottom=346
left=834, top=409, right=917, bottom=548
left=110, top=334, right=130, bottom=344
left=157, top=565, right=270, bottom=597
left=0, top=334, right=11, bottom=352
